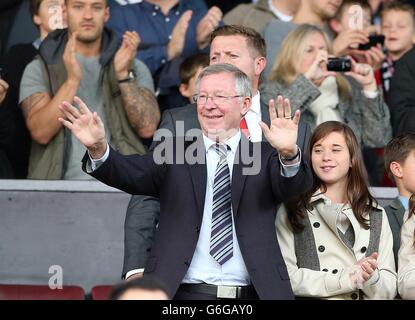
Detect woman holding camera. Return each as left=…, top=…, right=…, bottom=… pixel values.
left=275, top=121, right=397, bottom=300
left=261, top=24, right=392, bottom=148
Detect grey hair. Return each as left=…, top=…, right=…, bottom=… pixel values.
left=195, top=63, right=252, bottom=98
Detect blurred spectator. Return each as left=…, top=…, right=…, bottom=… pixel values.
left=205, top=0, right=251, bottom=15
left=330, top=0, right=386, bottom=186
left=19, top=0, right=159, bottom=179
left=330, top=0, right=384, bottom=71
left=106, top=0, right=222, bottom=111
left=262, top=0, right=343, bottom=78
left=388, top=45, right=415, bottom=136
left=224, top=0, right=301, bottom=32
left=384, top=133, right=415, bottom=269
left=0, top=0, right=38, bottom=57
left=178, top=53, right=209, bottom=103
left=380, top=2, right=415, bottom=99
left=261, top=24, right=392, bottom=148
left=110, top=276, right=169, bottom=300
left=0, top=0, right=66, bottom=179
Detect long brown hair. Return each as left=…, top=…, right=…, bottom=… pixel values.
left=286, top=121, right=376, bottom=232
left=409, top=193, right=415, bottom=247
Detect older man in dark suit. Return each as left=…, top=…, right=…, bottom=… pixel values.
left=59, top=63, right=313, bottom=299
left=123, top=25, right=312, bottom=280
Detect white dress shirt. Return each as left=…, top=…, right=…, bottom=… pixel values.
left=244, top=91, right=262, bottom=143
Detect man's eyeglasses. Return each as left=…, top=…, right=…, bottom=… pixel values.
left=193, top=94, right=242, bottom=105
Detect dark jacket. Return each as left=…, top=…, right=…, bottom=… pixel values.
left=86, top=137, right=313, bottom=299
left=388, top=47, right=415, bottom=136
left=0, top=42, right=36, bottom=178
left=384, top=197, right=406, bottom=270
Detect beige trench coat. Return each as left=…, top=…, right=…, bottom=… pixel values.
left=398, top=211, right=415, bottom=299
left=275, top=192, right=397, bottom=299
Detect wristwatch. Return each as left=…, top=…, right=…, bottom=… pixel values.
left=117, top=70, right=135, bottom=84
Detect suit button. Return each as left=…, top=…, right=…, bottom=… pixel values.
left=313, top=222, right=320, bottom=228
left=318, top=245, right=325, bottom=252
left=196, top=226, right=200, bottom=233
left=361, top=246, right=367, bottom=253
left=184, top=261, right=190, bottom=266
left=351, top=293, right=358, bottom=300
left=322, top=268, right=328, bottom=272
left=332, top=269, right=338, bottom=274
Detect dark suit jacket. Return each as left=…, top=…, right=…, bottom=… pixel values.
left=88, top=137, right=313, bottom=299
left=384, top=197, right=406, bottom=270
left=388, top=47, right=415, bottom=136
left=122, top=101, right=312, bottom=276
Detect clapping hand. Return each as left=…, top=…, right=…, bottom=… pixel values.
left=58, top=96, right=107, bottom=158
left=349, top=252, right=379, bottom=289
left=63, top=32, right=82, bottom=83
left=259, top=96, right=300, bottom=159
left=196, top=6, right=222, bottom=49
left=167, top=10, right=192, bottom=60
left=114, top=31, right=140, bottom=80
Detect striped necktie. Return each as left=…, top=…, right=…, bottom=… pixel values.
left=210, top=143, right=233, bottom=265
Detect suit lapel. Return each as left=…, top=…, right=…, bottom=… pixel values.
left=390, top=197, right=406, bottom=227
left=260, top=100, right=270, bottom=142
left=231, top=136, right=259, bottom=216
left=187, top=136, right=207, bottom=219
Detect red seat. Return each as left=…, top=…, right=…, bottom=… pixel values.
left=91, top=285, right=113, bottom=300
left=0, top=284, right=85, bottom=300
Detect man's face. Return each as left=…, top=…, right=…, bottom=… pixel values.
left=310, top=0, right=343, bottom=20
left=209, top=35, right=264, bottom=90
left=34, top=0, right=66, bottom=34
left=65, top=0, right=109, bottom=43
left=196, top=72, right=251, bottom=141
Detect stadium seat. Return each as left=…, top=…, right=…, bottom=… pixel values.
left=0, top=284, right=85, bottom=300
left=91, top=285, right=113, bottom=300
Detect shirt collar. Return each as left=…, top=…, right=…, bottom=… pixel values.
left=249, top=91, right=261, bottom=115
left=399, top=195, right=409, bottom=211
left=310, top=188, right=383, bottom=210
left=32, top=38, right=42, bottom=50
left=202, top=131, right=241, bottom=155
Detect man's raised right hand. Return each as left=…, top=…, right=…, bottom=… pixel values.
left=58, top=96, right=107, bottom=159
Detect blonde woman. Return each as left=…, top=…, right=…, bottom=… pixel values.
left=398, top=194, right=415, bottom=299
left=260, top=24, right=391, bottom=148
left=275, top=121, right=397, bottom=299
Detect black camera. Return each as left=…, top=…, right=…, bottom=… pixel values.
left=327, top=57, right=352, bottom=72
left=358, top=34, right=385, bottom=50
